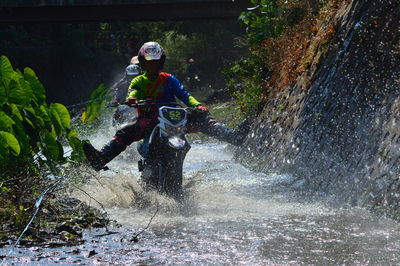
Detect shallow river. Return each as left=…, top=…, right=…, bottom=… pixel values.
left=2, top=143, right=400, bottom=265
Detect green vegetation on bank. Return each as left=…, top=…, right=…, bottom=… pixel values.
left=225, top=0, right=326, bottom=113
left=0, top=56, right=85, bottom=178
left=0, top=55, right=93, bottom=238
left=0, top=20, right=245, bottom=106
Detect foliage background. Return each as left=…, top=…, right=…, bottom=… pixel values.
left=0, top=20, right=245, bottom=107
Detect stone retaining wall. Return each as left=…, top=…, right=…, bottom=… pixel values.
left=237, top=0, right=400, bottom=215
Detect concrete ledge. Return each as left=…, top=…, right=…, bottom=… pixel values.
left=0, top=0, right=250, bottom=23
left=0, top=0, right=241, bottom=7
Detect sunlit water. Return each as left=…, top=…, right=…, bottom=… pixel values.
left=2, top=142, right=400, bottom=265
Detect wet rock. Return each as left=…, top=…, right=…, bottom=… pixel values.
left=71, top=248, right=81, bottom=254
left=87, top=249, right=98, bottom=257
left=130, top=235, right=140, bottom=243
left=56, top=223, right=83, bottom=238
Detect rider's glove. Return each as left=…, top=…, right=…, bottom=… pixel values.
left=127, top=97, right=138, bottom=106
left=196, top=105, right=208, bottom=112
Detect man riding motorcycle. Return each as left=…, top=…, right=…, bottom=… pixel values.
left=83, top=41, right=250, bottom=171
left=112, top=64, right=141, bottom=104
left=187, top=57, right=201, bottom=90
left=111, top=64, right=141, bottom=124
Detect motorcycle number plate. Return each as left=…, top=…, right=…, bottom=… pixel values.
left=161, top=108, right=186, bottom=125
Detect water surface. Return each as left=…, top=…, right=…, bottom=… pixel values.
left=2, top=143, right=400, bottom=265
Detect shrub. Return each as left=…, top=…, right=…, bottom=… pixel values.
left=0, top=55, right=85, bottom=181
left=226, top=0, right=340, bottom=112
left=238, top=0, right=285, bottom=45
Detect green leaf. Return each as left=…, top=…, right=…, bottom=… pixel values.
left=67, top=130, right=79, bottom=148
left=67, top=129, right=85, bottom=161
left=9, top=104, right=23, bottom=121
left=0, top=83, right=6, bottom=107
left=0, top=135, right=9, bottom=159
left=36, top=105, right=53, bottom=131
left=0, top=131, right=21, bottom=156
left=0, top=56, right=14, bottom=93
left=0, top=111, right=15, bottom=132
left=22, top=116, right=40, bottom=147
left=24, top=67, right=46, bottom=105
left=8, top=71, right=33, bottom=106
left=50, top=103, right=70, bottom=129
left=42, top=131, right=61, bottom=161
left=23, top=107, right=44, bottom=129
left=84, top=83, right=111, bottom=123
left=12, top=119, right=30, bottom=154
left=90, top=83, right=108, bottom=98
left=49, top=107, right=62, bottom=135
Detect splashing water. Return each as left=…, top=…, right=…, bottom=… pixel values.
left=2, top=142, right=400, bottom=264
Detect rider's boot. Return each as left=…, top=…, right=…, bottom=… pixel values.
left=207, top=119, right=250, bottom=146
left=83, top=139, right=126, bottom=171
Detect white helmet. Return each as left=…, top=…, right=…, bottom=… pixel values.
left=126, top=64, right=140, bottom=76
left=138, top=42, right=165, bottom=61
left=130, top=56, right=139, bottom=65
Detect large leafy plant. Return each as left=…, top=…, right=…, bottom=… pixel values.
left=0, top=56, right=85, bottom=180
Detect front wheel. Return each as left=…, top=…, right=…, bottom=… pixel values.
left=140, top=157, right=183, bottom=200
left=163, top=157, right=183, bottom=199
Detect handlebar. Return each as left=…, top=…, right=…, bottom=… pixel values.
left=107, top=99, right=185, bottom=109
left=106, top=99, right=156, bottom=108
left=124, top=99, right=158, bottom=108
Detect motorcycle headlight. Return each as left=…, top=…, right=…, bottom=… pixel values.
left=168, top=136, right=186, bottom=149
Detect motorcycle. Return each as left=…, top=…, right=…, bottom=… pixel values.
left=113, top=100, right=191, bottom=199
left=186, top=74, right=202, bottom=91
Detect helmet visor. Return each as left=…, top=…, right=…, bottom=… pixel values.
left=143, top=46, right=162, bottom=61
